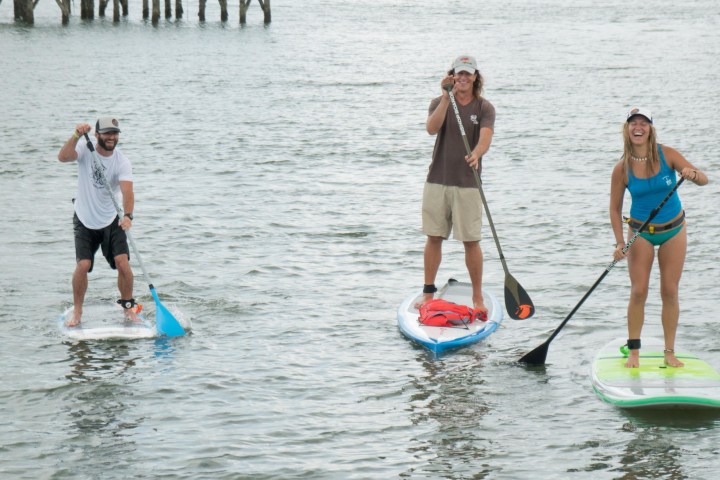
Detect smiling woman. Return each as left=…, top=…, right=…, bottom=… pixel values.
left=609, top=106, right=708, bottom=369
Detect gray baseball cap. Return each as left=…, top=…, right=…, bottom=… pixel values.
left=96, top=117, right=121, bottom=133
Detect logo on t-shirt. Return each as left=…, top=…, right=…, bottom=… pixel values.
left=662, top=175, right=672, bottom=186
left=92, top=163, right=106, bottom=189
left=470, top=114, right=478, bottom=125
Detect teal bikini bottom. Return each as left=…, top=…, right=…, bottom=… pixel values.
left=636, top=224, right=684, bottom=246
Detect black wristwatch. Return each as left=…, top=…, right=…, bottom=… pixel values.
left=124, top=213, right=133, bottom=220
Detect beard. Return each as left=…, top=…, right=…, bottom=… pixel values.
left=97, top=137, right=117, bottom=151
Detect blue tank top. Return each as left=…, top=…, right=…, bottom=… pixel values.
left=627, top=145, right=682, bottom=223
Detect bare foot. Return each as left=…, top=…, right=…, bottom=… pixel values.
left=624, top=351, right=640, bottom=368
left=65, top=309, right=81, bottom=327
left=472, top=293, right=487, bottom=317
left=413, top=293, right=434, bottom=310
left=473, top=308, right=488, bottom=322
left=664, top=351, right=684, bottom=368
left=473, top=302, right=488, bottom=320
left=124, top=309, right=141, bottom=323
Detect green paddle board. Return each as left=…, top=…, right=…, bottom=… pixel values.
left=591, top=337, right=720, bottom=409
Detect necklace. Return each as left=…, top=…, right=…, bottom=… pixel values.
left=631, top=155, right=647, bottom=162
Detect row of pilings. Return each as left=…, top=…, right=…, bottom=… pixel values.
left=10, top=0, right=271, bottom=25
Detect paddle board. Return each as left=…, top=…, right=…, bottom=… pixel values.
left=591, top=337, right=720, bottom=409
left=58, top=303, right=157, bottom=341
left=397, top=278, right=503, bottom=354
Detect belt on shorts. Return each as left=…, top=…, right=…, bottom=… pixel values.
left=624, top=210, right=685, bottom=234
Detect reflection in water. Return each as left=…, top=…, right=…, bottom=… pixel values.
left=579, top=408, right=720, bottom=479
left=404, top=348, right=492, bottom=479
left=614, top=425, right=685, bottom=480
left=60, top=340, right=146, bottom=471
left=616, top=408, right=720, bottom=479
left=64, top=341, right=138, bottom=382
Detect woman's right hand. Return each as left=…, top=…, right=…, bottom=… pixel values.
left=613, top=243, right=627, bottom=261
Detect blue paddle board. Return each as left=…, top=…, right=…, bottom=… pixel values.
left=591, top=337, right=720, bottom=409
left=397, top=278, right=503, bottom=354
left=58, top=303, right=156, bottom=340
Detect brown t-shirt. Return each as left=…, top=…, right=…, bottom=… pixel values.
left=426, top=96, right=495, bottom=188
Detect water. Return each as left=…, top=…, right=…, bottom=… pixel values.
left=2, top=1, right=720, bottom=478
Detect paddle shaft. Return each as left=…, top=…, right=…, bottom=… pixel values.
left=444, top=86, right=534, bottom=320
left=520, top=177, right=685, bottom=363
left=82, top=134, right=155, bottom=290
left=444, top=87, right=509, bottom=275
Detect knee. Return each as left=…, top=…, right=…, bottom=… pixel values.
left=75, top=259, right=91, bottom=274
left=114, top=255, right=132, bottom=273
left=427, top=236, right=444, bottom=246
left=660, top=286, right=679, bottom=305
left=629, top=285, right=648, bottom=303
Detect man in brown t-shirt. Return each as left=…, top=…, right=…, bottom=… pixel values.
left=420, top=55, right=496, bottom=314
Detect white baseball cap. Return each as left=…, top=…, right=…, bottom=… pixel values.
left=626, top=107, right=652, bottom=124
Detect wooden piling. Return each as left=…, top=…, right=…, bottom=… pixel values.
left=5, top=0, right=272, bottom=25
left=197, top=0, right=205, bottom=22
left=80, top=0, right=94, bottom=19
left=99, top=0, right=126, bottom=20
left=240, top=0, right=270, bottom=25
left=56, top=0, right=71, bottom=24
left=259, top=0, right=270, bottom=24
left=14, top=0, right=35, bottom=23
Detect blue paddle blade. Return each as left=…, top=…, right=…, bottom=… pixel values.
left=151, top=288, right=185, bottom=337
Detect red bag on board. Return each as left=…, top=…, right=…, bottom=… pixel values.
left=418, top=299, right=487, bottom=327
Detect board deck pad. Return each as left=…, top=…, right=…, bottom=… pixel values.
left=58, top=302, right=156, bottom=340
left=591, top=337, right=720, bottom=409
left=397, top=278, right=503, bottom=354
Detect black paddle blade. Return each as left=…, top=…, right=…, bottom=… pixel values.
left=518, top=341, right=549, bottom=365
left=504, top=274, right=535, bottom=320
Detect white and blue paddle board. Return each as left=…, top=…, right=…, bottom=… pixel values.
left=397, top=278, right=503, bottom=354
left=58, top=303, right=156, bottom=341
left=591, top=337, right=720, bottom=409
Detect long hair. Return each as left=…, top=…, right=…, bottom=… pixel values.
left=621, top=122, right=659, bottom=178
left=447, top=69, right=485, bottom=99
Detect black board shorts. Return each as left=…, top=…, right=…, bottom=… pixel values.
left=73, top=213, right=130, bottom=272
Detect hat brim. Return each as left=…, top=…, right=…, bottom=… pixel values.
left=453, top=66, right=477, bottom=74
left=97, top=128, right=121, bottom=133
left=626, top=114, right=652, bottom=124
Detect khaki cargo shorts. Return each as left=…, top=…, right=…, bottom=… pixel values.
left=422, top=182, right=483, bottom=241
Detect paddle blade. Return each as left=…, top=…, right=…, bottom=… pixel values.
left=151, top=288, right=185, bottom=337
left=504, top=273, right=535, bottom=320
left=518, top=342, right=549, bottom=365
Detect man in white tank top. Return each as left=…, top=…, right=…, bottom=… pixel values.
left=58, top=117, right=137, bottom=326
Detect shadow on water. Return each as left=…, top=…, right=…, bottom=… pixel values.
left=403, top=347, right=493, bottom=479
left=619, top=406, right=720, bottom=430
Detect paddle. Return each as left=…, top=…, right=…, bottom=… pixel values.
left=444, top=85, right=535, bottom=320
left=518, top=177, right=685, bottom=365
left=83, top=133, right=186, bottom=337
